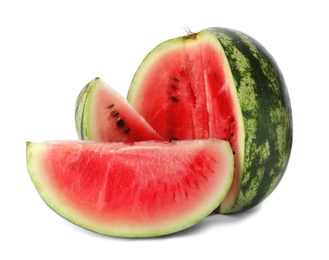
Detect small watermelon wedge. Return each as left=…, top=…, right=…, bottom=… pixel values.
left=75, top=77, right=163, bottom=142
left=26, top=139, right=234, bottom=237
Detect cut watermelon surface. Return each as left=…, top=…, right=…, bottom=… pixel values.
left=128, top=32, right=242, bottom=145
left=128, top=31, right=244, bottom=213
left=26, top=139, right=234, bottom=237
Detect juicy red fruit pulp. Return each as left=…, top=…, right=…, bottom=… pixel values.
left=34, top=140, right=234, bottom=234
left=131, top=40, right=238, bottom=155
left=129, top=35, right=241, bottom=211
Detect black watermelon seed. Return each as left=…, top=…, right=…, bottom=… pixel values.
left=116, top=119, right=125, bottom=127
left=124, top=128, right=131, bottom=134
left=171, top=97, right=179, bottom=102
left=169, top=137, right=178, bottom=142
left=173, top=77, right=179, bottom=82
left=108, top=104, right=114, bottom=109
left=111, top=110, right=119, bottom=117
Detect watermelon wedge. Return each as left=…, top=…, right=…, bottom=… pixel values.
left=75, top=77, right=163, bottom=142
left=127, top=28, right=293, bottom=213
left=26, top=139, right=234, bottom=237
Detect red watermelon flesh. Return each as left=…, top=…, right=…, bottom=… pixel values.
left=75, top=77, right=163, bottom=142
left=128, top=32, right=244, bottom=212
left=128, top=37, right=241, bottom=143
left=26, top=139, right=234, bottom=237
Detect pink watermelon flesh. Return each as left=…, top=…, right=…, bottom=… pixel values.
left=27, top=139, right=234, bottom=237
left=75, top=77, right=163, bottom=142
left=128, top=34, right=243, bottom=212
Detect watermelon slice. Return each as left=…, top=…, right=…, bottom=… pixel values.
left=26, top=139, right=234, bottom=237
left=75, top=77, right=163, bottom=142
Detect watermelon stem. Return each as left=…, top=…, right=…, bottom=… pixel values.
left=182, top=25, right=197, bottom=39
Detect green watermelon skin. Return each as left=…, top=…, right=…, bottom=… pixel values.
left=207, top=28, right=293, bottom=213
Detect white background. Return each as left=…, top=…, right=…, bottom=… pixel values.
left=1, top=0, right=328, bottom=259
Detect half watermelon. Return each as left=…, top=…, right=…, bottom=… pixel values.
left=26, top=139, right=234, bottom=237
left=127, top=28, right=293, bottom=213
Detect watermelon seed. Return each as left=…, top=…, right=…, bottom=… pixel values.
left=173, top=77, right=179, bottom=82
left=116, top=118, right=125, bottom=127
left=171, top=96, right=179, bottom=102
left=111, top=110, right=119, bottom=117
left=169, top=137, right=178, bottom=142
left=124, top=128, right=131, bottom=134
left=108, top=104, right=114, bottom=109
left=171, top=84, right=177, bottom=90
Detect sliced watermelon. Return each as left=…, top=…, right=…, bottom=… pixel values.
left=127, top=28, right=293, bottom=213
left=26, top=139, right=234, bottom=237
left=75, top=77, right=163, bottom=142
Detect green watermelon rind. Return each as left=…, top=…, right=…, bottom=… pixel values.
left=75, top=78, right=97, bottom=140
left=206, top=27, right=293, bottom=213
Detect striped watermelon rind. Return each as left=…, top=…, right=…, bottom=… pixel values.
left=75, top=78, right=94, bottom=140
left=206, top=28, right=293, bottom=213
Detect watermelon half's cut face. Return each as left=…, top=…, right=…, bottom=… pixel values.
left=128, top=31, right=244, bottom=213
left=26, top=139, right=234, bottom=237
left=127, top=28, right=293, bottom=213
left=75, top=77, right=163, bottom=142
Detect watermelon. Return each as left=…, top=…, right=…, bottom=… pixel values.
left=75, top=77, right=163, bottom=142
left=26, top=139, right=234, bottom=237
left=127, top=27, right=293, bottom=213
